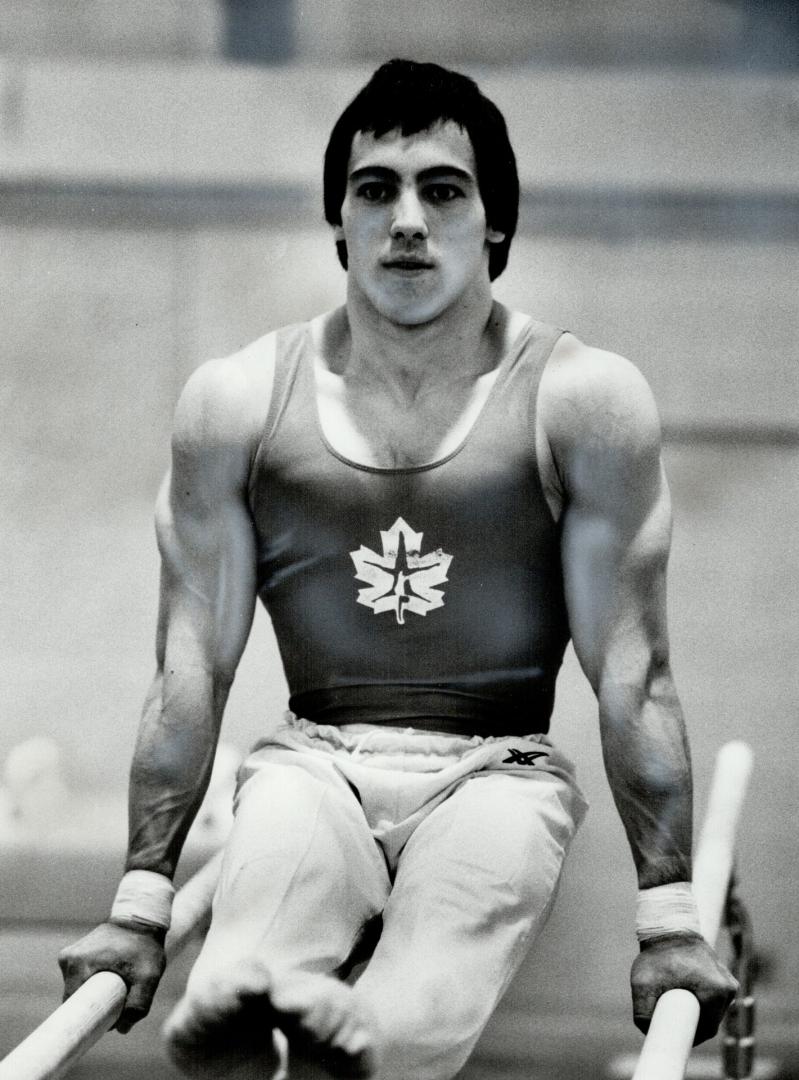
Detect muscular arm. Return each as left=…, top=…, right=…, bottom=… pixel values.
left=541, top=338, right=735, bottom=1040
left=129, top=365, right=258, bottom=876
left=552, top=350, right=690, bottom=888
left=60, top=355, right=265, bottom=1028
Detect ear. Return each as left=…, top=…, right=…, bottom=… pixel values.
left=333, top=224, right=345, bottom=242
left=486, top=226, right=505, bottom=244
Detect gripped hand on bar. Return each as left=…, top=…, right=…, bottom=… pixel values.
left=631, top=930, right=738, bottom=1045
left=58, top=920, right=166, bottom=1033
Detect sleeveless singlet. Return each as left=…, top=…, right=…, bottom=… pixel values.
left=247, top=318, right=571, bottom=737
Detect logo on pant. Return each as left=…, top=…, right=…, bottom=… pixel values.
left=502, top=748, right=547, bottom=766
left=350, top=517, right=452, bottom=625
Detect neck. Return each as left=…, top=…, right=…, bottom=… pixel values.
left=340, top=279, right=499, bottom=399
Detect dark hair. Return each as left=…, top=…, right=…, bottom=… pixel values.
left=323, top=59, right=519, bottom=281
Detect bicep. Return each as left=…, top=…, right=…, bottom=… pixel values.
left=156, top=476, right=257, bottom=679
left=154, top=375, right=259, bottom=679
left=562, top=457, right=673, bottom=694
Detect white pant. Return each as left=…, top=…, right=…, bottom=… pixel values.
left=171, top=715, right=588, bottom=1080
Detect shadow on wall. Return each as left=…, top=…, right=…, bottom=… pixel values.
left=726, top=0, right=799, bottom=68
left=221, top=0, right=799, bottom=69
left=222, top=0, right=294, bottom=63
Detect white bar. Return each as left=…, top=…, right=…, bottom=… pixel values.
left=631, top=740, right=754, bottom=1080
left=693, top=742, right=754, bottom=946
left=0, top=973, right=127, bottom=1080
left=633, top=990, right=701, bottom=1080
left=0, top=850, right=222, bottom=1080
left=164, top=849, right=223, bottom=958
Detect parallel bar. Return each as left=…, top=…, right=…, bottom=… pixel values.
left=632, top=740, right=755, bottom=1080
left=693, top=743, right=755, bottom=947
left=164, top=850, right=222, bottom=958
left=0, top=849, right=223, bottom=1080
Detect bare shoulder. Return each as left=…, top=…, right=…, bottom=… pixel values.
left=535, top=333, right=664, bottom=517
left=539, top=332, right=661, bottom=460
left=172, top=331, right=279, bottom=457
left=160, top=331, right=281, bottom=521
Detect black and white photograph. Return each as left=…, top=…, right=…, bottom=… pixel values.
left=1, top=4, right=797, bottom=1079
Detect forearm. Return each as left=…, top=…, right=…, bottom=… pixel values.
left=126, top=664, right=232, bottom=878
left=599, top=666, right=693, bottom=889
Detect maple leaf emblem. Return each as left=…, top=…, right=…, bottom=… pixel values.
left=350, top=517, right=453, bottom=625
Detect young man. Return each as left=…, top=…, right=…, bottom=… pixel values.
left=59, top=60, right=737, bottom=1080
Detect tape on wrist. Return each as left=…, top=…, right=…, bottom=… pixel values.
left=111, top=870, right=175, bottom=931
left=636, top=882, right=701, bottom=943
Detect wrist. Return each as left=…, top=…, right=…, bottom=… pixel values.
left=635, top=881, right=702, bottom=945
left=111, top=869, right=175, bottom=933
left=108, top=915, right=167, bottom=946
left=637, top=929, right=705, bottom=952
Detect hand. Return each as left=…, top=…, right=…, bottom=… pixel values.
left=58, top=920, right=166, bottom=1033
left=630, top=931, right=738, bottom=1045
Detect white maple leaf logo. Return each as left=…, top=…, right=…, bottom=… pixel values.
left=350, top=517, right=453, bottom=625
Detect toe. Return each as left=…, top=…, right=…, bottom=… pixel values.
left=269, top=974, right=379, bottom=1079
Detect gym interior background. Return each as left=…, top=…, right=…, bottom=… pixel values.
left=1, top=2, right=797, bottom=1077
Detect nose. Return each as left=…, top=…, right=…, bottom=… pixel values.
left=390, top=188, right=428, bottom=242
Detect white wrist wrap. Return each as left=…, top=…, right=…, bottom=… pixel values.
left=636, top=882, right=702, bottom=943
left=111, top=870, right=175, bottom=931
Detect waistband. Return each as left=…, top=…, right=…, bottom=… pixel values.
left=288, top=684, right=553, bottom=739
left=279, top=712, right=553, bottom=767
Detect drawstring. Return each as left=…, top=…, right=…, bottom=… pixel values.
left=350, top=728, right=383, bottom=763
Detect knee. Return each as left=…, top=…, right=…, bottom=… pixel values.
left=369, top=985, right=486, bottom=1080
left=162, top=988, right=227, bottom=1078
left=162, top=1004, right=209, bottom=1078
left=375, top=1036, right=473, bottom=1080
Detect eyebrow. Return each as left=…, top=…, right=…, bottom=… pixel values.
left=348, top=165, right=475, bottom=184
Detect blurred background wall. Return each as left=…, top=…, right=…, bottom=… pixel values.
left=1, top=2, right=797, bottom=1075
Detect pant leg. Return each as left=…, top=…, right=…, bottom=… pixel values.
left=353, top=769, right=584, bottom=1080
left=176, top=749, right=391, bottom=1006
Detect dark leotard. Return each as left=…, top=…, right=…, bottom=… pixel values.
left=247, top=318, right=570, bottom=737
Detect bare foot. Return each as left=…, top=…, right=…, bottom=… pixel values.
left=164, top=961, right=379, bottom=1079
left=164, top=964, right=280, bottom=1078
left=271, top=970, right=379, bottom=1078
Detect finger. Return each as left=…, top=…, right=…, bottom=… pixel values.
left=57, top=949, right=77, bottom=990
left=694, top=1008, right=725, bottom=1046
left=117, top=973, right=160, bottom=1030
left=631, top=984, right=659, bottom=1034
left=60, top=960, right=93, bottom=1001
left=633, top=1011, right=652, bottom=1036
left=116, top=1007, right=147, bottom=1034
left=115, top=991, right=154, bottom=1034
left=693, top=987, right=738, bottom=1045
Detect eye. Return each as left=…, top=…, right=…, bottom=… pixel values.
left=424, top=183, right=464, bottom=204
left=355, top=181, right=394, bottom=203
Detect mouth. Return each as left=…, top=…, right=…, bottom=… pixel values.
left=382, top=258, right=435, bottom=272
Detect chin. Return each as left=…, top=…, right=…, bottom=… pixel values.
left=383, top=302, right=444, bottom=327
left=370, top=286, right=457, bottom=328
left=352, top=264, right=475, bottom=327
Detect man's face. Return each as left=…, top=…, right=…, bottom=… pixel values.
left=337, top=121, right=504, bottom=326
